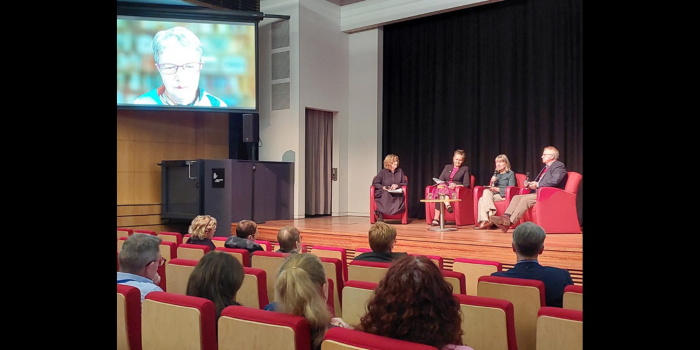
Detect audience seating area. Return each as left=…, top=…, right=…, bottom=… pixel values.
left=117, top=229, right=582, bottom=350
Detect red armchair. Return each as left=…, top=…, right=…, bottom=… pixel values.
left=473, top=173, right=527, bottom=224
left=424, top=175, right=475, bottom=226
left=369, top=176, right=408, bottom=224
left=517, top=171, right=582, bottom=233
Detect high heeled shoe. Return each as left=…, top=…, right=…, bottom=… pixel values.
left=446, top=204, right=454, bottom=213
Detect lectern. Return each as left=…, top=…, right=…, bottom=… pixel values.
left=160, top=159, right=294, bottom=237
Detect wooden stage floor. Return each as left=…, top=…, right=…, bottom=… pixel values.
left=249, top=216, right=583, bottom=285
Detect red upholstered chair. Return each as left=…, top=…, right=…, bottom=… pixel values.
left=424, top=175, right=476, bottom=226
left=452, top=258, right=503, bottom=296
left=158, top=241, right=178, bottom=292
left=341, top=280, right=378, bottom=327
left=455, top=294, right=518, bottom=350
left=238, top=267, right=269, bottom=309
left=177, top=243, right=211, bottom=261
left=142, top=291, right=217, bottom=350
left=165, top=258, right=199, bottom=295
left=322, top=327, right=439, bottom=350
left=562, top=285, right=583, bottom=311
left=251, top=250, right=290, bottom=304
left=478, top=276, right=546, bottom=350
left=117, top=284, right=142, bottom=350
left=536, top=307, right=583, bottom=350
left=473, top=173, right=527, bottom=224
left=157, top=231, right=183, bottom=245
left=218, top=305, right=311, bottom=350
left=353, top=247, right=372, bottom=258
left=347, top=260, right=391, bottom=284
left=370, top=175, right=409, bottom=224
left=134, top=229, right=157, bottom=236
left=255, top=240, right=273, bottom=251
left=410, top=253, right=444, bottom=270
left=117, top=228, right=133, bottom=240
left=517, top=171, right=583, bottom=234
left=310, top=246, right=349, bottom=281
left=212, top=236, right=228, bottom=248
left=117, top=236, right=128, bottom=252
left=319, top=257, right=345, bottom=317
left=441, top=269, right=466, bottom=295
left=215, top=247, right=251, bottom=267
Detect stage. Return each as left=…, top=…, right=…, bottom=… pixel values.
left=243, top=216, right=583, bottom=285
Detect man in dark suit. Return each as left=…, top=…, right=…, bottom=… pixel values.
left=354, top=222, right=408, bottom=263
left=491, top=221, right=573, bottom=307
left=489, top=146, right=568, bottom=233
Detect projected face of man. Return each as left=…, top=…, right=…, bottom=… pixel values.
left=157, top=43, right=202, bottom=105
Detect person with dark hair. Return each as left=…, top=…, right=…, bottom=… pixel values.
left=117, top=233, right=164, bottom=302
left=490, top=221, right=573, bottom=307
left=224, top=220, right=264, bottom=264
left=186, top=251, right=245, bottom=322
left=186, top=214, right=217, bottom=252
left=353, top=222, right=407, bottom=263
left=357, top=255, right=473, bottom=350
left=489, top=146, right=568, bottom=233
left=428, top=149, right=470, bottom=226
left=276, top=225, right=301, bottom=253
left=371, top=154, right=407, bottom=222
left=264, top=253, right=351, bottom=350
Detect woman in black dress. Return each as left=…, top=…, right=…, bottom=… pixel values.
left=372, top=154, right=407, bottom=221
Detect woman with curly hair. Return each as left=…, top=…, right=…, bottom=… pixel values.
left=357, top=255, right=473, bottom=350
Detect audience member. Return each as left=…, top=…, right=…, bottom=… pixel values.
left=357, top=255, right=473, bottom=350
left=475, top=154, right=517, bottom=229
left=117, top=233, right=164, bottom=302
left=490, top=222, right=573, bottom=307
left=264, top=253, right=351, bottom=350
left=428, top=149, right=470, bottom=226
left=371, top=154, right=407, bottom=222
left=186, top=251, right=245, bottom=323
left=186, top=214, right=217, bottom=252
left=275, top=225, right=302, bottom=253
left=489, top=146, right=568, bottom=232
left=353, top=222, right=407, bottom=263
left=225, top=220, right=264, bottom=264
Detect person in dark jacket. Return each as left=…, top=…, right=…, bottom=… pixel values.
left=354, top=222, right=407, bottom=263
left=185, top=215, right=217, bottom=252
left=224, top=219, right=264, bottom=264
left=490, top=221, right=573, bottom=307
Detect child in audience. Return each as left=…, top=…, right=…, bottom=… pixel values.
left=265, top=253, right=351, bottom=350
left=357, top=255, right=473, bottom=350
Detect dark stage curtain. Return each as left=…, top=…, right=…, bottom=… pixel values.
left=382, top=0, right=583, bottom=226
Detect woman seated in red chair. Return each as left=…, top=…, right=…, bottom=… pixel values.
left=372, top=154, right=407, bottom=222
left=475, top=154, right=516, bottom=230
left=428, top=149, right=470, bottom=226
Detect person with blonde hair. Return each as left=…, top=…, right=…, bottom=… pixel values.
left=371, top=154, right=407, bottom=222
left=264, top=253, right=351, bottom=350
left=475, top=154, right=517, bottom=229
left=186, top=214, right=217, bottom=252
left=353, top=222, right=407, bottom=262
left=490, top=146, right=568, bottom=233
left=428, top=149, right=470, bottom=226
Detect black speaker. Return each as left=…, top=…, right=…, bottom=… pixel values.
left=242, top=113, right=259, bottom=143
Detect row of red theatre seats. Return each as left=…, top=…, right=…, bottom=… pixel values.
left=118, top=277, right=582, bottom=350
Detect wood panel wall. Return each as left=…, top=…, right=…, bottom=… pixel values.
left=117, top=109, right=229, bottom=233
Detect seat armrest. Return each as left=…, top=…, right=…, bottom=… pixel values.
left=536, top=187, right=567, bottom=202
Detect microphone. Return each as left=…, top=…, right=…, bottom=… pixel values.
left=491, top=170, right=498, bottom=186
left=524, top=171, right=530, bottom=187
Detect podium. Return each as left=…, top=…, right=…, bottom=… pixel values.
left=160, top=159, right=294, bottom=237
